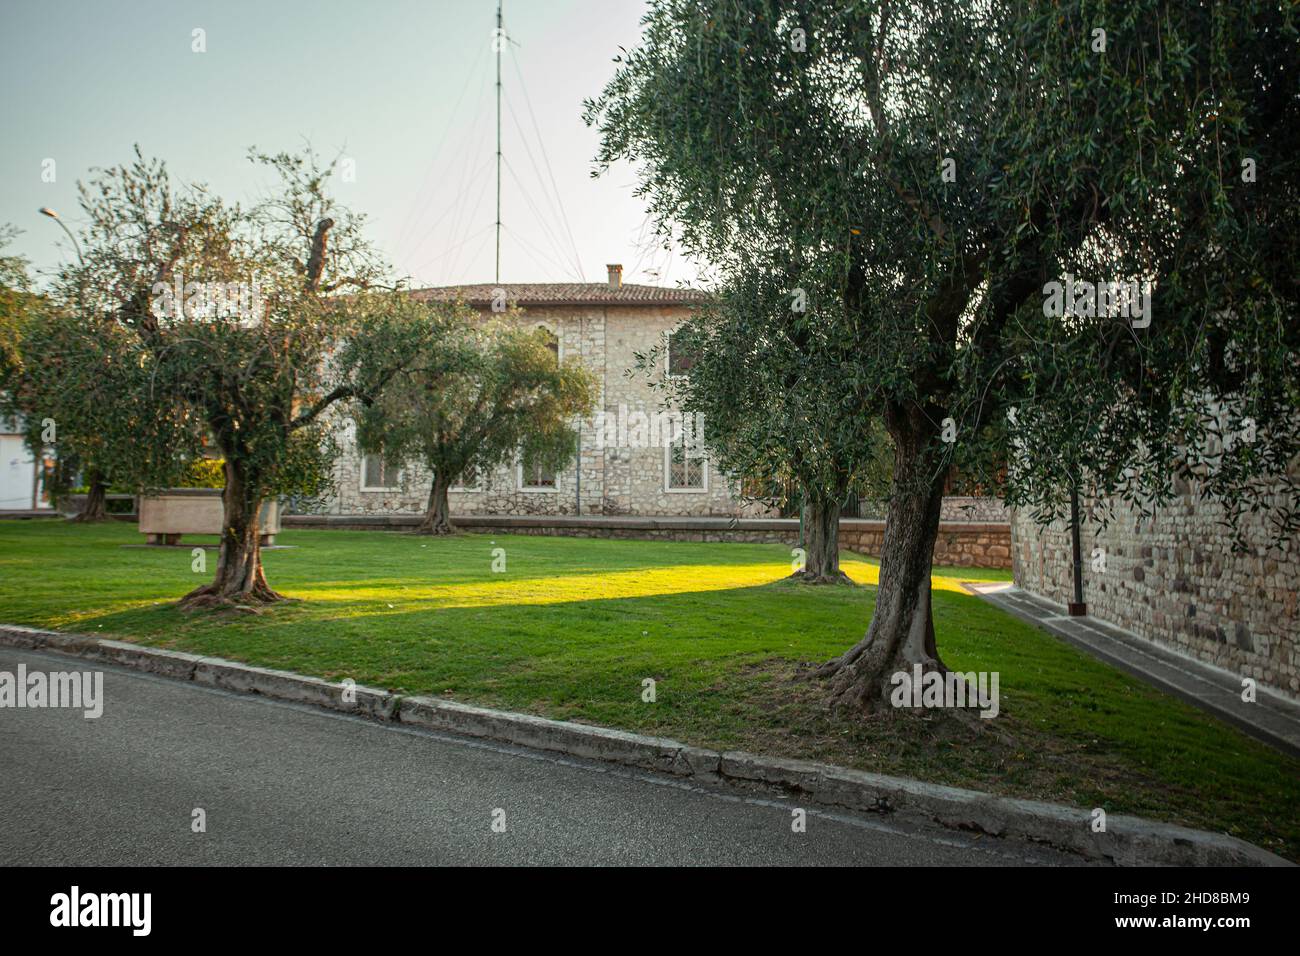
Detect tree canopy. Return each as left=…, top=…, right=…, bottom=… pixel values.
left=587, top=0, right=1300, bottom=708
left=34, top=146, right=439, bottom=607
left=654, top=262, right=890, bottom=582
left=351, top=312, right=598, bottom=534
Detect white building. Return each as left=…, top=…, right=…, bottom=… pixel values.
left=0, top=416, right=52, bottom=512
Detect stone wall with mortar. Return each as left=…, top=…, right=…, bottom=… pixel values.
left=940, top=496, right=1010, bottom=523
left=855, top=496, right=1010, bottom=523
left=286, top=513, right=1013, bottom=569
left=840, top=521, right=1011, bottom=569
left=1012, top=487, right=1299, bottom=698
left=317, top=302, right=768, bottom=519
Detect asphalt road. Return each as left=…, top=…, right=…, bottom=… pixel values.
left=0, top=646, right=1092, bottom=866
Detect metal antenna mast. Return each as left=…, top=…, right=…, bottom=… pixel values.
left=495, top=0, right=503, bottom=283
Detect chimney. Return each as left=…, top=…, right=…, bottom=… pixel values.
left=606, top=263, right=623, bottom=290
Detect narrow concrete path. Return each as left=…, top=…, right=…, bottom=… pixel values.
left=969, top=583, right=1300, bottom=758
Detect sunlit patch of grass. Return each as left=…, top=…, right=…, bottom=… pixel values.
left=840, top=555, right=1009, bottom=593
left=297, top=562, right=801, bottom=609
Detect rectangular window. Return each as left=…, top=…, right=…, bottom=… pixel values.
left=451, top=465, right=480, bottom=491
left=520, top=455, right=557, bottom=491
left=361, top=454, right=399, bottom=490
left=537, top=327, right=560, bottom=363
left=667, top=329, right=697, bottom=377
left=665, top=437, right=706, bottom=491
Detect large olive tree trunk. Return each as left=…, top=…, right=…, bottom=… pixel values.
left=791, top=494, right=850, bottom=584
left=416, top=472, right=455, bottom=535
left=69, top=470, right=109, bottom=523
left=818, top=402, right=949, bottom=710
left=179, top=461, right=283, bottom=610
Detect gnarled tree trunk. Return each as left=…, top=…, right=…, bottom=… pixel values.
left=791, top=495, right=851, bottom=584
left=817, top=402, right=949, bottom=710
left=179, top=461, right=284, bottom=610
left=416, top=472, right=454, bottom=535
left=69, top=471, right=109, bottom=523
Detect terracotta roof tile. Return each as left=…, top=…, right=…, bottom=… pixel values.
left=410, top=282, right=710, bottom=307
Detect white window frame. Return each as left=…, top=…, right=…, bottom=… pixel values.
left=663, top=440, right=708, bottom=493
left=360, top=453, right=401, bottom=492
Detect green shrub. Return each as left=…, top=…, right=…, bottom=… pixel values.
left=177, top=458, right=225, bottom=489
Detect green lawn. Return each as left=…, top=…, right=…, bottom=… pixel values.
left=2, top=518, right=1297, bottom=859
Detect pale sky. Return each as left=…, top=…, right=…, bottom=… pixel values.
left=0, top=0, right=697, bottom=290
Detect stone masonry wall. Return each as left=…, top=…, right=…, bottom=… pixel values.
left=940, top=496, right=1010, bottom=523
left=1012, top=488, right=1299, bottom=698
left=855, top=496, right=1010, bottom=523
left=318, top=303, right=764, bottom=519
left=287, top=514, right=1012, bottom=569
left=840, top=522, right=1011, bottom=569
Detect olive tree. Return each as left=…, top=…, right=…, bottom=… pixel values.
left=0, top=226, right=173, bottom=520
left=351, top=314, right=598, bottom=534
left=587, top=0, right=1299, bottom=709
left=654, top=263, right=888, bottom=583
left=0, top=225, right=30, bottom=386
left=53, top=147, right=434, bottom=609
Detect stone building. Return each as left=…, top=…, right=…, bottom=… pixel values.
left=314, top=265, right=765, bottom=519
left=1012, top=483, right=1299, bottom=699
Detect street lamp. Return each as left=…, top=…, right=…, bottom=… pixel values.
left=38, top=206, right=84, bottom=265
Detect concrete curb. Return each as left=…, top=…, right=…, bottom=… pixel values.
left=1, top=622, right=1289, bottom=867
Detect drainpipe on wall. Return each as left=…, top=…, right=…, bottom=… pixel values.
left=575, top=312, right=583, bottom=516
left=1068, top=485, right=1087, bottom=616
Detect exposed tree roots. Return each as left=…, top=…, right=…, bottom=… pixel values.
left=177, top=582, right=290, bottom=613
left=786, top=569, right=855, bottom=586
left=414, top=517, right=456, bottom=535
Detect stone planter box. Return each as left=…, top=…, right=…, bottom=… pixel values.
left=139, top=489, right=280, bottom=546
